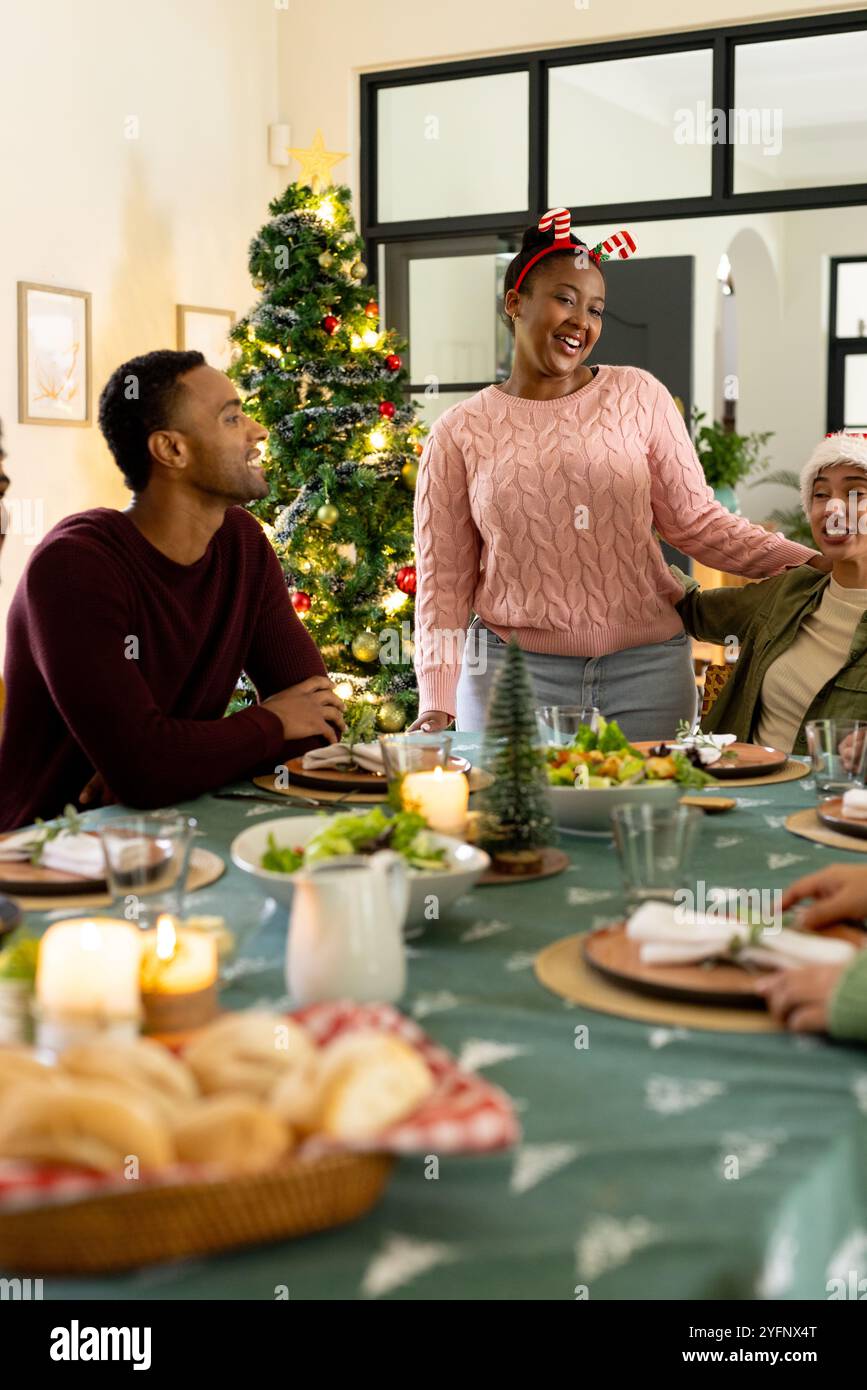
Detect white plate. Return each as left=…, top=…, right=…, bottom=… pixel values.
left=230, top=815, right=490, bottom=926
left=546, top=779, right=681, bottom=834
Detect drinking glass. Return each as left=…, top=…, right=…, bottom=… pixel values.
left=378, top=733, right=453, bottom=811
left=610, top=803, right=701, bottom=907
left=536, top=705, right=602, bottom=747
left=98, top=813, right=197, bottom=930
left=805, top=720, right=867, bottom=798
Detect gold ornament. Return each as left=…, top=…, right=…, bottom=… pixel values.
left=287, top=129, right=348, bottom=193
left=318, top=251, right=334, bottom=268
left=376, top=699, right=406, bottom=733
left=401, top=461, right=418, bottom=490
left=350, top=259, right=367, bottom=280
left=316, top=502, right=339, bottom=527
left=351, top=630, right=380, bottom=664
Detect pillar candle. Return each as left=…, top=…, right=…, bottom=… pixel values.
left=401, top=766, right=469, bottom=836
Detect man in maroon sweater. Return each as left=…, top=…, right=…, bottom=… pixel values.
left=0, top=351, right=344, bottom=831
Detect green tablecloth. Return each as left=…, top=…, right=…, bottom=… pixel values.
left=8, top=736, right=867, bottom=1301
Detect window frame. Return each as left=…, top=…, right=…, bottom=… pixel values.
left=828, top=256, right=867, bottom=433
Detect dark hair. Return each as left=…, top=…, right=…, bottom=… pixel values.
left=98, top=349, right=206, bottom=492
left=502, top=222, right=603, bottom=334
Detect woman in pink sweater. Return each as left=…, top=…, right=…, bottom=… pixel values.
left=410, top=211, right=822, bottom=738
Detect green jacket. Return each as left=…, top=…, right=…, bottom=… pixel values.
left=673, top=566, right=867, bottom=756
left=830, top=951, right=867, bottom=1044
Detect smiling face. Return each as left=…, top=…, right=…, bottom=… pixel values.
left=161, top=365, right=269, bottom=503
left=504, top=253, right=606, bottom=381
left=810, top=461, right=867, bottom=561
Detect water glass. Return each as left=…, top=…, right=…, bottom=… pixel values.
left=805, top=720, right=867, bottom=798
left=610, top=803, right=701, bottom=907
left=378, top=733, right=453, bottom=811
left=97, top=813, right=197, bottom=929
left=536, top=705, right=602, bottom=747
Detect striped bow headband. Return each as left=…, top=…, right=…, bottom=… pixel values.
left=513, top=208, right=637, bottom=291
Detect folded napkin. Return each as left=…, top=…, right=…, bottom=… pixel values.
left=301, top=741, right=385, bottom=774
left=626, top=901, right=856, bottom=971
left=0, top=829, right=40, bottom=862
left=0, top=830, right=105, bottom=879
left=674, top=732, right=737, bottom=767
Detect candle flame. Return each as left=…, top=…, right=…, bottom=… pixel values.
left=432, top=766, right=444, bottom=780
left=155, top=915, right=178, bottom=962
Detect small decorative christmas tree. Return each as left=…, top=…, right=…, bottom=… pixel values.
left=477, top=639, right=555, bottom=874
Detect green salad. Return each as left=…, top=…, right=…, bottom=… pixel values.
left=545, top=716, right=715, bottom=790
left=261, top=807, right=450, bottom=875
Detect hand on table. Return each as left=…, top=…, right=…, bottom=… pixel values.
left=754, top=964, right=846, bottom=1033
left=79, top=771, right=116, bottom=808
left=262, top=675, right=346, bottom=745
left=781, top=864, right=867, bottom=930
left=407, top=709, right=452, bottom=734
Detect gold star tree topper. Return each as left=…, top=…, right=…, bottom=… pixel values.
left=287, top=129, right=348, bottom=193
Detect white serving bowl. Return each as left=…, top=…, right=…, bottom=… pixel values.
left=230, top=815, right=490, bottom=926
left=547, top=779, right=681, bottom=834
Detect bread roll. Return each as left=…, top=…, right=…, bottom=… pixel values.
left=0, top=1081, right=173, bottom=1172
left=0, top=1048, right=60, bottom=1102
left=268, top=1054, right=323, bottom=1133
left=172, top=1096, right=291, bottom=1175
left=318, top=1035, right=434, bottom=1141
left=184, top=1012, right=316, bottom=1100
left=59, top=1038, right=198, bottom=1123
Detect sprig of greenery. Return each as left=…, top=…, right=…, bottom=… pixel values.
left=28, top=803, right=84, bottom=864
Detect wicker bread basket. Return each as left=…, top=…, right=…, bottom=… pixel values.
left=0, top=1151, right=394, bottom=1274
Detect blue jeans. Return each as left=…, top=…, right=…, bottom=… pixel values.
left=454, top=619, right=697, bottom=741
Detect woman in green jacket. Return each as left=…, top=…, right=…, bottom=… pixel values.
left=675, top=433, right=867, bottom=756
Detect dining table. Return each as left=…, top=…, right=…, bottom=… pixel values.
left=5, top=731, right=867, bottom=1302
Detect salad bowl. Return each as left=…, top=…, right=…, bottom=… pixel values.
left=230, top=812, right=490, bottom=926
left=544, top=716, right=710, bottom=835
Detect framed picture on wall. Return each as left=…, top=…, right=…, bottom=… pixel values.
left=18, top=282, right=92, bottom=426
left=177, top=305, right=237, bottom=372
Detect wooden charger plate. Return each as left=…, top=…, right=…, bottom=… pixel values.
left=818, top=797, right=867, bottom=842
left=634, top=740, right=788, bottom=780
left=0, top=831, right=106, bottom=897
left=284, top=752, right=471, bottom=794
left=583, top=920, right=866, bottom=1009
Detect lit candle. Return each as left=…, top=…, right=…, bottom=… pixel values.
left=35, top=919, right=143, bottom=1053
left=140, top=915, right=218, bottom=1035
left=401, top=766, right=470, bottom=837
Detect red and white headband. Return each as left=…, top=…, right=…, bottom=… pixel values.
left=513, top=208, right=637, bottom=292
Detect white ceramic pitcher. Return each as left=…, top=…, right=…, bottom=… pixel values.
left=286, top=851, right=410, bottom=1006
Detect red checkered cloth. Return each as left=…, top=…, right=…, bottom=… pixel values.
left=0, top=1002, right=520, bottom=1213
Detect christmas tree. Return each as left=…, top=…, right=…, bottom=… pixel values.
left=477, top=639, right=555, bottom=871
left=229, top=181, right=423, bottom=734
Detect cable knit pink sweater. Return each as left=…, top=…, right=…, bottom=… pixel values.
left=413, top=365, right=816, bottom=717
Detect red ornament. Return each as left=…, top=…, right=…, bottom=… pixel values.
left=322, top=315, right=340, bottom=336
left=385, top=353, right=402, bottom=372
left=395, top=565, right=416, bottom=595
left=364, top=300, right=379, bottom=318
left=378, top=401, right=396, bottom=419
left=414, top=442, right=424, bottom=456
left=291, top=591, right=312, bottom=613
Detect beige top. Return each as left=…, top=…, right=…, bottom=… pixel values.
left=756, top=577, right=867, bottom=752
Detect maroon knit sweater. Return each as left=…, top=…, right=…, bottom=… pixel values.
left=0, top=506, right=327, bottom=830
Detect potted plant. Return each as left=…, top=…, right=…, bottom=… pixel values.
left=690, top=409, right=774, bottom=514
left=750, top=465, right=814, bottom=546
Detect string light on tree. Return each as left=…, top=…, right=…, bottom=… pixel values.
left=362, top=329, right=379, bottom=348
left=368, top=428, right=387, bottom=450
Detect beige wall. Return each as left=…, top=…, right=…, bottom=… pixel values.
left=0, top=0, right=284, bottom=661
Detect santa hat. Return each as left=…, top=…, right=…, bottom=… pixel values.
left=800, top=432, right=867, bottom=514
